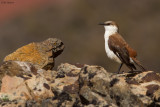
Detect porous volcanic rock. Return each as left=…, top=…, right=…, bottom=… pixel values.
left=0, top=62, right=160, bottom=107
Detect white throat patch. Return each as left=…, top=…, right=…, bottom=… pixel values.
left=104, top=25, right=118, bottom=38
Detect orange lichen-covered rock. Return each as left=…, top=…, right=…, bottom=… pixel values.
left=4, top=38, right=64, bottom=70
left=4, top=43, right=43, bottom=65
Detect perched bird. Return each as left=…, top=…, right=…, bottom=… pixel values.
left=99, top=21, right=146, bottom=73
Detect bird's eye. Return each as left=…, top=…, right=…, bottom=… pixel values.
left=106, top=23, right=111, bottom=26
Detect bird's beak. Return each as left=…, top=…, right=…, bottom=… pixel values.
left=98, top=23, right=105, bottom=25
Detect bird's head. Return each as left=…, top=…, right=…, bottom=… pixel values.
left=99, top=21, right=118, bottom=33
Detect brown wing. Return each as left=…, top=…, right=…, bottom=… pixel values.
left=108, top=33, right=136, bottom=70
left=126, top=46, right=137, bottom=58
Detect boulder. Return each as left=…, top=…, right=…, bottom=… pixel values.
left=4, top=38, right=64, bottom=70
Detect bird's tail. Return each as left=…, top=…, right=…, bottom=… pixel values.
left=132, top=57, right=146, bottom=71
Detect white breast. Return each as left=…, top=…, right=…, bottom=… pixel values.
left=104, top=36, right=121, bottom=63
left=104, top=25, right=121, bottom=63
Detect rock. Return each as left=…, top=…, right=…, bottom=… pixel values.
left=153, top=89, right=160, bottom=103
left=0, top=62, right=160, bottom=107
left=0, top=60, right=38, bottom=77
left=51, top=63, right=82, bottom=106
left=0, top=61, right=54, bottom=102
left=4, top=38, right=64, bottom=70
left=79, top=65, right=112, bottom=106
left=0, top=60, right=39, bottom=89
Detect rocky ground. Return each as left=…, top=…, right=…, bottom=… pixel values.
left=0, top=38, right=160, bottom=107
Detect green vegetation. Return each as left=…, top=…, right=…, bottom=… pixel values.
left=0, top=95, right=9, bottom=102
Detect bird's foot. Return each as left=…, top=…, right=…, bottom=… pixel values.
left=127, top=70, right=143, bottom=74
left=117, top=70, right=125, bottom=74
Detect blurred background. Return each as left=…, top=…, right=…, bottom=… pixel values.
left=0, top=0, right=160, bottom=72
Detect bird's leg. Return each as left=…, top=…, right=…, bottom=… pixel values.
left=117, top=63, right=123, bottom=74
